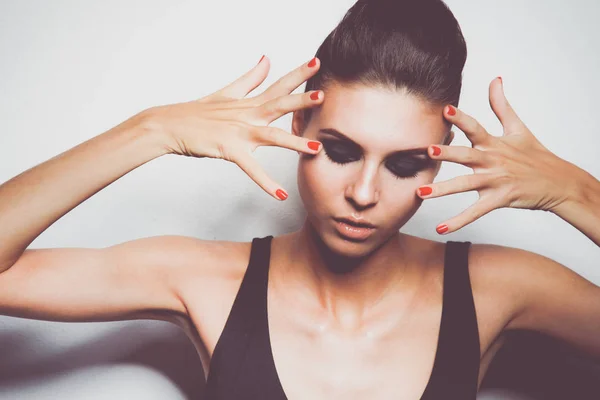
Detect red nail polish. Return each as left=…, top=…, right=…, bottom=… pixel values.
left=307, top=141, right=321, bottom=151
left=419, top=187, right=432, bottom=196
left=431, top=146, right=441, bottom=156
left=436, top=224, right=449, bottom=234
left=310, top=91, right=320, bottom=101
left=446, top=105, right=456, bottom=116
left=308, top=57, right=317, bottom=68
left=276, top=189, right=288, bottom=200
left=258, top=55, right=265, bottom=65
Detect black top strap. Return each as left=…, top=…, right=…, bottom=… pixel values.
left=422, top=240, right=480, bottom=399
left=204, top=235, right=279, bottom=399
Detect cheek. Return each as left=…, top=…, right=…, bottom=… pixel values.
left=383, top=189, right=422, bottom=229
left=383, top=171, right=435, bottom=228
left=297, top=155, right=340, bottom=216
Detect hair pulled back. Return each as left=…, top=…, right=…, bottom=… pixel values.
left=304, top=0, right=467, bottom=126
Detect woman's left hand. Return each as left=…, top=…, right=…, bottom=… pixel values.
left=417, top=77, right=582, bottom=235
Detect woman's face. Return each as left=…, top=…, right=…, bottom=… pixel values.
left=292, top=82, right=452, bottom=257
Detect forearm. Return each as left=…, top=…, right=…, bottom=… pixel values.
left=551, top=164, right=600, bottom=247
left=0, top=110, right=170, bottom=272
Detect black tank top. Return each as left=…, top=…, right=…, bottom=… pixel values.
left=204, top=235, right=480, bottom=399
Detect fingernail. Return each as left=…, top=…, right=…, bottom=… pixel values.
left=307, top=141, right=321, bottom=151
left=308, top=57, right=317, bottom=68
left=310, top=91, right=320, bottom=101
left=497, top=76, right=503, bottom=84
left=431, top=145, right=441, bottom=156
left=276, top=189, right=288, bottom=200
left=258, top=55, right=265, bottom=65
left=418, top=186, right=432, bottom=196
left=436, top=224, right=449, bottom=234
left=446, top=105, right=456, bottom=116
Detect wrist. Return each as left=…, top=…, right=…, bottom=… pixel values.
left=553, top=164, right=600, bottom=214
left=132, top=107, right=177, bottom=157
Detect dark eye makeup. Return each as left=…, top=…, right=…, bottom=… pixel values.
left=320, top=139, right=429, bottom=180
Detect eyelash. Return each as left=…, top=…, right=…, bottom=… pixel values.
left=321, top=142, right=421, bottom=180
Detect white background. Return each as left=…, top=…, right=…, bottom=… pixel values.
left=0, top=0, right=598, bottom=398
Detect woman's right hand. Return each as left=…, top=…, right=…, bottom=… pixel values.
left=143, top=56, right=324, bottom=201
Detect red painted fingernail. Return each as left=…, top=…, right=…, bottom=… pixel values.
left=276, top=189, right=288, bottom=200
left=498, top=76, right=503, bottom=84
left=419, top=187, right=432, bottom=196
left=310, top=91, right=320, bottom=101
left=436, top=224, right=449, bottom=234
left=446, top=105, right=456, bottom=116
left=308, top=57, right=317, bottom=68
left=431, top=146, right=441, bottom=156
left=258, top=55, right=265, bottom=65
left=307, top=141, right=321, bottom=151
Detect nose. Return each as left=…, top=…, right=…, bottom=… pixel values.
left=345, top=162, right=379, bottom=209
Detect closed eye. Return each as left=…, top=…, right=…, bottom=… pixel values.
left=321, top=140, right=427, bottom=179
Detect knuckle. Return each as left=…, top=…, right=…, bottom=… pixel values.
left=463, top=149, right=476, bottom=164
left=230, top=120, right=248, bottom=136
left=474, top=122, right=487, bottom=136
left=263, top=127, right=279, bottom=144
left=245, top=97, right=264, bottom=109
left=231, top=121, right=255, bottom=144
left=261, top=100, right=280, bottom=119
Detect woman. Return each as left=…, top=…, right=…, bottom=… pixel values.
left=0, top=0, right=598, bottom=399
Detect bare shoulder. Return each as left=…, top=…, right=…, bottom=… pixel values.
left=464, top=241, right=552, bottom=327
left=466, top=241, right=600, bottom=357
left=169, top=236, right=253, bottom=296
left=466, top=241, right=594, bottom=329
left=162, top=236, right=256, bottom=359
left=466, top=242, right=527, bottom=324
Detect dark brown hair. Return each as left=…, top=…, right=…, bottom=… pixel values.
left=303, top=0, right=467, bottom=132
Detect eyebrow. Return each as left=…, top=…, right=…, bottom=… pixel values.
left=317, top=128, right=430, bottom=157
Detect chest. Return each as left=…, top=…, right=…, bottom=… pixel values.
left=265, top=297, right=447, bottom=399
left=184, top=282, right=508, bottom=400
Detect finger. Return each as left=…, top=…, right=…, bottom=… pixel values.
left=258, top=90, right=324, bottom=124
left=426, top=144, right=488, bottom=168
left=488, top=77, right=526, bottom=134
left=417, top=172, right=492, bottom=199
left=206, top=55, right=271, bottom=100
left=253, top=125, right=322, bottom=155
left=443, top=105, right=492, bottom=146
left=435, top=196, right=499, bottom=235
left=232, top=151, right=289, bottom=201
left=255, top=57, right=320, bottom=103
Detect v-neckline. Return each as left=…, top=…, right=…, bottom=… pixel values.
left=263, top=237, right=448, bottom=400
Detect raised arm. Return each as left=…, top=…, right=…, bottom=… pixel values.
left=0, top=55, right=325, bottom=323
left=415, top=77, right=600, bottom=247
left=0, top=113, right=167, bottom=272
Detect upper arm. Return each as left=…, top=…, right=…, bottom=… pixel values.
left=0, top=235, right=212, bottom=324
left=490, top=245, right=600, bottom=358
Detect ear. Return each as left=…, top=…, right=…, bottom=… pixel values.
left=291, top=110, right=306, bottom=155
left=291, top=109, right=305, bottom=138
left=444, top=130, right=455, bottom=146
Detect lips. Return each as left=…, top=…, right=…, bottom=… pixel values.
left=334, top=217, right=376, bottom=229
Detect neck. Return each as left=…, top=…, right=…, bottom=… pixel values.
left=275, top=219, right=422, bottom=331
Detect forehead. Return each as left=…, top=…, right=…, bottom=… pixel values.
left=312, top=82, right=447, bottom=150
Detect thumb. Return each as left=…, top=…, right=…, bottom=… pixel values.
left=204, top=55, right=271, bottom=100
left=488, top=77, right=526, bottom=135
